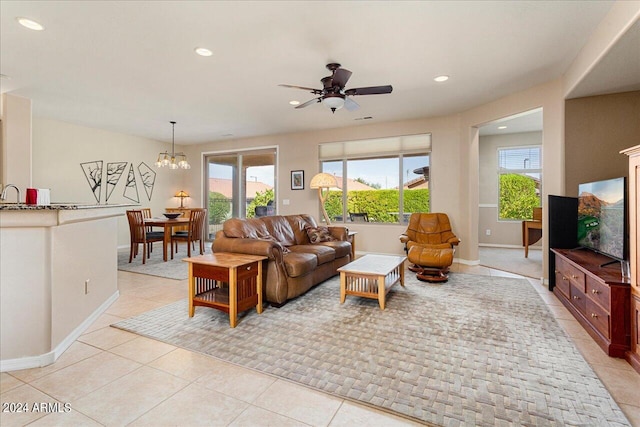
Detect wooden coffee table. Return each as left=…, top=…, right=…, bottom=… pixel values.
left=337, top=254, right=407, bottom=310
left=183, top=253, right=267, bottom=327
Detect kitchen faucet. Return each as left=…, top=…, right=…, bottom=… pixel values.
left=0, top=184, right=21, bottom=203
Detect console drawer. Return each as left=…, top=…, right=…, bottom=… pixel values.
left=587, top=298, right=610, bottom=340
left=556, top=256, right=586, bottom=292
left=570, top=283, right=587, bottom=315
left=586, top=276, right=610, bottom=311
left=554, top=268, right=570, bottom=299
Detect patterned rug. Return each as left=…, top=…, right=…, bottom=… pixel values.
left=117, top=245, right=212, bottom=280
left=112, top=273, right=630, bottom=426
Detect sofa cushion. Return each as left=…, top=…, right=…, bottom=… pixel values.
left=223, top=218, right=270, bottom=239
left=288, top=244, right=336, bottom=265
left=259, top=216, right=297, bottom=246
left=305, top=226, right=336, bottom=244
left=283, top=252, right=317, bottom=277
left=287, top=214, right=318, bottom=244
left=316, top=240, right=352, bottom=259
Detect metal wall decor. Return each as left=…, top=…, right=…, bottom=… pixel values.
left=105, top=162, right=127, bottom=202
left=137, top=162, right=156, bottom=201
left=123, top=164, right=139, bottom=202
left=80, top=160, right=103, bottom=203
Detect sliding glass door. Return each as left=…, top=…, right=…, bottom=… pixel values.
left=204, top=148, right=276, bottom=237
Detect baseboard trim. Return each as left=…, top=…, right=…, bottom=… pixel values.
left=0, top=291, right=120, bottom=373
left=479, top=243, right=542, bottom=250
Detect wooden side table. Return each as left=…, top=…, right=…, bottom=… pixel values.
left=183, top=253, right=267, bottom=327
left=347, top=230, right=358, bottom=259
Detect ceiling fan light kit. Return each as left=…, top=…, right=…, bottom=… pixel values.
left=280, top=63, right=392, bottom=114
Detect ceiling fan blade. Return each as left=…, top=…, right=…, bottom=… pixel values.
left=332, top=68, right=352, bottom=88
left=344, top=85, right=393, bottom=96
left=295, top=97, right=321, bottom=109
left=279, top=84, right=323, bottom=95
left=344, top=97, right=360, bottom=111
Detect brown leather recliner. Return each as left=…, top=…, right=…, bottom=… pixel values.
left=399, top=213, right=460, bottom=282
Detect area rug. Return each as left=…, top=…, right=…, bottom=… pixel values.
left=479, top=246, right=543, bottom=279
left=112, top=273, right=630, bottom=426
left=117, top=245, right=212, bottom=280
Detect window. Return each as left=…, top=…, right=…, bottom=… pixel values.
left=319, top=134, right=431, bottom=224
left=497, top=146, right=541, bottom=220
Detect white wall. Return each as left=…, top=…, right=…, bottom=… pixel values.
left=31, top=118, right=188, bottom=246
left=183, top=114, right=462, bottom=258
left=479, top=131, right=542, bottom=247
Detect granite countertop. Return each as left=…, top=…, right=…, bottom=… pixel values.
left=0, top=203, right=137, bottom=211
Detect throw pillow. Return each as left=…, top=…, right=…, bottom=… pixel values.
left=305, top=226, right=336, bottom=244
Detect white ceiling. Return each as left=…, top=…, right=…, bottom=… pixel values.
left=1, top=1, right=635, bottom=145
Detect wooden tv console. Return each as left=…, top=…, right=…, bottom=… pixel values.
left=551, top=248, right=631, bottom=358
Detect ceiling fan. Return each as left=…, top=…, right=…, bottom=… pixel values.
left=279, top=63, right=393, bottom=113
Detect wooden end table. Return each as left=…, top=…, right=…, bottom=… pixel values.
left=337, top=254, right=407, bottom=310
left=183, top=253, right=267, bottom=327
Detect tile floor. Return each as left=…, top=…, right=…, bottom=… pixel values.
left=1, top=264, right=639, bottom=426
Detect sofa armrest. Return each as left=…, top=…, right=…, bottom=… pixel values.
left=328, top=226, right=349, bottom=241
left=212, top=232, right=284, bottom=261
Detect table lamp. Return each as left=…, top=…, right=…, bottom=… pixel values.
left=310, top=173, right=338, bottom=225
left=175, top=190, right=189, bottom=208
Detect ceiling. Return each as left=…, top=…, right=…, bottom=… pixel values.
left=1, top=1, right=636, bottom=145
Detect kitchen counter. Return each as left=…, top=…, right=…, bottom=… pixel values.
left=0, top=202, right=134, bottom=210
left=0, top=204, right=131, bottom=371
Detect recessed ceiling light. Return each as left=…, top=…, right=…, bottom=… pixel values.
left=16, top=17, right=44, bottom=31
left=289, top=100, right=300, bottom=106
left=434, top=75, right=449, bottom=82
left=194, top=47, right=213, bottom=57
left=498, top=126, right=507, bottom=129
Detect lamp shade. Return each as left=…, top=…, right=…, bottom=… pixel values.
left=310, top=173, right=338, bottom=189
left=175, top=190, right=189, bottom=198
left=322, top=95, right=345, bottom=111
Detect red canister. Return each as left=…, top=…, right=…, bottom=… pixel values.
left=26, top=188, right=38, bottom=204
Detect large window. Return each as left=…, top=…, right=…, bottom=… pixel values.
left=319, top=134, right=431, bottom=224
left=497, top=146, right=541, bottom=220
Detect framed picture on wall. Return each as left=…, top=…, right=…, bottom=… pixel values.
left=291, top=170, right=304, bottom=190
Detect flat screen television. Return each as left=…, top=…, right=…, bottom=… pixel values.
left=577, top=177, right=626, bottom=260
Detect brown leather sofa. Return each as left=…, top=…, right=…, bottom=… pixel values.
left=212, top=214, right=352, bottom=305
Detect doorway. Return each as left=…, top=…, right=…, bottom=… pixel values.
left=204, top=147, right=276, bottom=237
left=477, top=108, right=543, bottom=277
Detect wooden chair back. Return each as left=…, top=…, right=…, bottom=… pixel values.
left=126, top=210, right=146, bottom=244
left=189, top=208, right=208, bottom=240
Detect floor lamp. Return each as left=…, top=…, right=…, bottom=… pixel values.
left=310, top=173, right=338, bottom=225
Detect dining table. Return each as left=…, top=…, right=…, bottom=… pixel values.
left=144, top=217, right=191, bottom=261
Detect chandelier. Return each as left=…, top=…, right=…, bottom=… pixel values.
left=155, top=121, right=190, bottom=169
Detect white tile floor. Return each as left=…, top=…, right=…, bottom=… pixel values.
left=1, top=265, right=639, bottom=426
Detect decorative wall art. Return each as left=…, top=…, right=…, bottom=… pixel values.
left=80, top=161, right=103, bottom=203
left=105, top=162, right=128, bottom=202
left=123, top=164, right=139, bottom=203
left=137, top=162, right=156, bottom=201
left=291, top=170, right=304, bottom=190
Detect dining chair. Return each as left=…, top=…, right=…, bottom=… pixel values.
left=171, top=208, right=207, bottom=258
left=126, top=210, right=164, bottom=264
left=141, top=207, right=155, bottom=253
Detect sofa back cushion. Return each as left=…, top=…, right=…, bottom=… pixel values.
left=285, top=214, right=318, bottom=245
left=222, top=214, right=319, bottom=246
left=223, top=218, right=270, bottom=239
